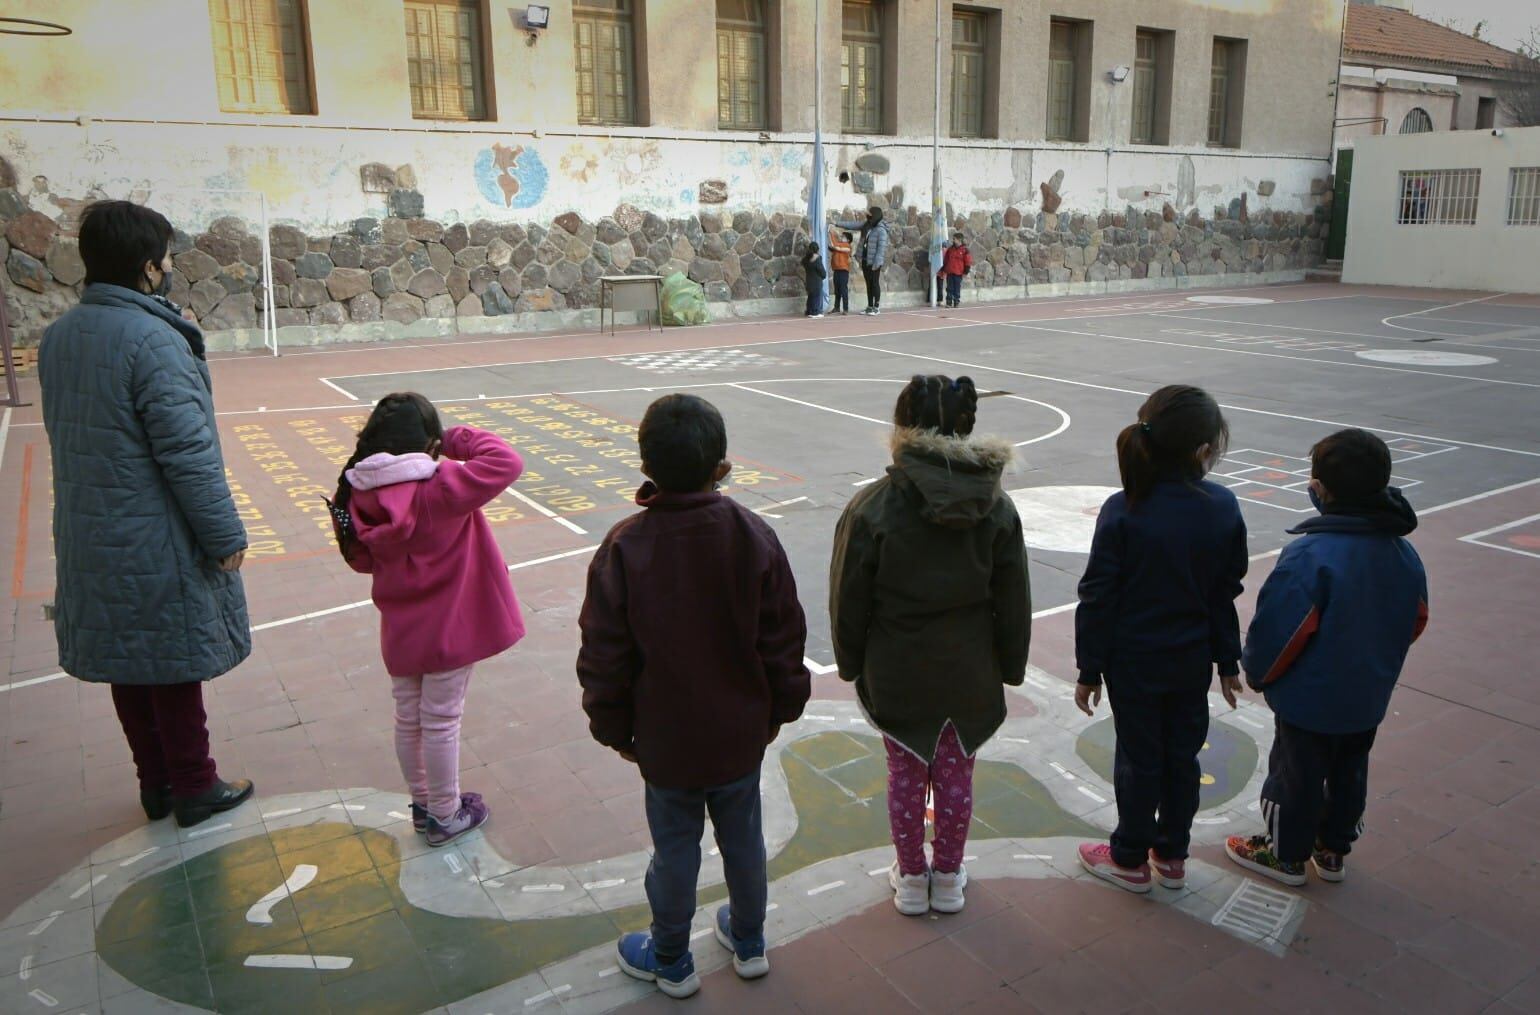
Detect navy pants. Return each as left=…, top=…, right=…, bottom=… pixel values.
left=946, top=274, right=964, bottom=305
left=644, top=766, right=767, bottom=958
left=1105, top=672, right=1209, bottom=868
left=804, top=287, right=824, bottom=315
left=832, top=270, right=849, bottom=312
left=1261, top=717, right=1376, bottom=863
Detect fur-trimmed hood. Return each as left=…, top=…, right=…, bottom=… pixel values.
left=888, top=428, right=1014, bottom=527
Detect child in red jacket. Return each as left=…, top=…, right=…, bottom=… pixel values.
left=330, top=392, right=525, bottom=847
left=942, top=232, right=973, bottom=308
left=579, top=393, right=810, bottom=999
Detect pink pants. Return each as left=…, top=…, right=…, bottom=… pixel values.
left=885, top=723, right=976, bottom=876
left=390, top=665, right=473, bottom=821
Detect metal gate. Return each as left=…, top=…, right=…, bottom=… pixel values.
left=1326, top=148, right=1352, bottom=261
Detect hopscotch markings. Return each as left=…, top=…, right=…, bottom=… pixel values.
left=28, top=912, right=62, bottom=937
left=1163, top=328, right=1363, bottom=353
left=1212, top=444, right=1436, bottom=514
left=525, top=985, right=572, bottom=1007
left=245, top=955, right=353, bottom=970
left=612, top=349, right=793, bottom=374
left=807, top=880, right=846, bottom=896
left=69, top=875, right=106, bottom=900
left=247, top=865, right=320, bottom=925
left=1212, top=880, right=1299, bottom=944
left=1459, top=512, right=1540, bottom=561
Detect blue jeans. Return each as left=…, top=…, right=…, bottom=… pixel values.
left=644, top=766, right=767, bottom=956
left=946, top=274, right=964, bottom=305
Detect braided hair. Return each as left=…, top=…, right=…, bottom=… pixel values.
left=1115, top=384, right=1229, bottom=507
left=893, top=374, right=979, bottom=437
left=327, top=392, right=443, bottom=562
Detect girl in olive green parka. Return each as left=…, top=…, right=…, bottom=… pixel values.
left=829, top=375, right=1032, bottom=915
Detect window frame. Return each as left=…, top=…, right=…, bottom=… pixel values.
left=841, top=1, right=884, bottom=135
left=1507, top=167, right=1540, bottom=226
left=1130, top=28, right=1173, bottom=146
left=574, top=0, right=639, bottom=127
left=1207, top=36, right=1247, bottom=148
left=1398, top=108, right=1434, bottom=135
left=1396, top=168, right=1481, bottom=226
left=207, top=0, right=315, bottom=115
left=1045, top=18, right=1090, bottom=143
left=950, top=9, right=987, bottom=139
left=716, top=0, right=767, bottom=131
left=403, top=0, right=490, bottom=122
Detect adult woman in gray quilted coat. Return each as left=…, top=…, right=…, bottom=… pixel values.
left=832, top=207, right=890, bottom=314
left=39, top=201, right=254, bottom=828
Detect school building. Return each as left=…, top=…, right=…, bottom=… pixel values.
left=1, top=1, right=1345, bottom=348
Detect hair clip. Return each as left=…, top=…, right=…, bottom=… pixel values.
left=1139, top=421, right=1153, bottom=434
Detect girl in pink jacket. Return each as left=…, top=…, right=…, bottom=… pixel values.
left=329, top=392, right=526, bottom=846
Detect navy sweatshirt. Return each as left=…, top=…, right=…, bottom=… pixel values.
left=1076, top=479, right=1248, bottom=686
left=1243, top=489, right=1427, bottom=734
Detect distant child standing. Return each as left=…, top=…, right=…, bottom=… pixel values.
left=1227, top=429, right=1427, bottom=886
left=829, top=231, right=854, bottom=314
left=579, top=394, right=810, bottom=999
left=801, top=242, right=827, bottom=319
left=330, top=393, right=525, bottom=847
left=1075, top=385, right=1248, bottom=893
left=941, top=232, right=973, bottom=308
left=830, top=376, right=1032, bottom=916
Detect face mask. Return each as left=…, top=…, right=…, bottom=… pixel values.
left=1308, top=487, right=1324, bottom=512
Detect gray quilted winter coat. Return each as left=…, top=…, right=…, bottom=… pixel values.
left=39, top=284, right=250, bottom=685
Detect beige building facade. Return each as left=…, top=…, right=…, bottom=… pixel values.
left=1, top=1, right=1344, bottom=347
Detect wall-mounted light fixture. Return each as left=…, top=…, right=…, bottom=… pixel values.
left=1108, top=65, right=1130, bottom=83
left=523, top=4, right=549, bottom=45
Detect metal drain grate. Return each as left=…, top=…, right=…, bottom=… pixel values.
left=1211, top=879, right=1299, bottom=943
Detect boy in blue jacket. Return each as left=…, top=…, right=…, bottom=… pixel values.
left=1226, top=429, right=1428, bottom=886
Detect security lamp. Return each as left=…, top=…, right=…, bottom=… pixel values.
left=1108, top=65, right=1130, bottom=83
left=524, top=5, right=550, bottom=30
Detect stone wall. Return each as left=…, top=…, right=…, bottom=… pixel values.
left=1, top=182, right=1329, bottom=346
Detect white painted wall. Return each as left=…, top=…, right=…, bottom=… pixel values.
left=1342, top=126, right=1540, bottom=294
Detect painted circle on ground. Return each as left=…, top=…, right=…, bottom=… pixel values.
left=1354, top=349, right=1498, bottom=367
left=1076, top=716, right=1259, bottom=809
left=1007, top=485, right=1120, bottom=554
left=1185, top=295, right=1274, bottom=305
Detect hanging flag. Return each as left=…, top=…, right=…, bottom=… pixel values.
left=808, top=131, right=829, bottom=313
left=929, top=161, right=945, bottom=306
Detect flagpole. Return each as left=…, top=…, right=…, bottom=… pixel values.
left=813, top=0, right=828, bottom=310
left=930, top=0, right=943, bottom=306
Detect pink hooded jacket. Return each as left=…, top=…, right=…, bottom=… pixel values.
left=345, top=425, right=526, bottom=677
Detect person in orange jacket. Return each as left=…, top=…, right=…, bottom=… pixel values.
left=941, top=232, right=973, bottom=308
left=828, top=232, right=854, bottom=315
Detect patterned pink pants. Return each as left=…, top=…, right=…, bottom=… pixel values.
left=884, top=723, right=976, bottom=876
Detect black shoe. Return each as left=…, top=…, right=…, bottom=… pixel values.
left=174, top=778, right=255, bottom=828
left=140, top=785, right=173, bottom=821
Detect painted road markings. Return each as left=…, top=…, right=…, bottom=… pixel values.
left=244, top=955, right=354, bottom=970
left=69, top=875, right=106, bottom=900
left=28, top=988, right=57, bottom=1007
left=119, top=848, right=160, bottom=867
left=807, top=880, right=846, bottom=896
left=521, top=884, right=566, bottom=893
left=187, top=822, right=234, bottom=839
left=247, top=864, right=319, bottom=925
left=28, top=912, right=62, bottom=936
left=583, top=879, right=626, bottom=891
left=525, top=984, right=572, bottom=1007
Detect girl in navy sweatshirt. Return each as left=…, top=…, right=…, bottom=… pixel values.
left=1073, top=385, right=1248, bottom=894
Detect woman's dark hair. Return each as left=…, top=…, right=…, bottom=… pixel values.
left=78, top=200, right=175, bottom=290
left=639, top=393, right=728, bottom=492
left=867, top=206, right=884, bottom=224
left=1311, top=428, right=1391, bottom=504
left=893, top=374, right=979, bottom=437
left=1116, top=384, right=1229, bottom=506
left=328, top=393, right=443, bottom=561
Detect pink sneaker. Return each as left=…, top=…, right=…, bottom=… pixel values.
left=1078, top=843, right=1152, bottom=894
left=1149, top=851, right=1186, bottom=889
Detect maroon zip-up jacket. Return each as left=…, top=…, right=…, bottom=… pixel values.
left=578, top=483, right=811, bottom=790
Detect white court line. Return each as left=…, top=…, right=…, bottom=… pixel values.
left=1159, top=313, right=1540, bottom=353
left=1421, top=478, right=1540, bottom=516
left=804, top=657, right=837, bottom=675
left=69, top=875, right=106, bottom=900
left=1003, top=320, right=1540, bottom=390
left=119, top=847, right=160, bottom=867
left=0, top=407, right=11, bottom=475
left=807, top=880, right=846, bottom=896
left=27, top=912, right=62, bottom=937
left=247, top=864, right=319, bottom=925
left=525, top=985, right=572, bottom=1007
left=729, top=383, right=889, bottom=425
left=1458, top=512, right=1540, bottom=561
left=827, top=339, right=1540, bottom=459
left=507, top=488, right=588, bottom=535
left=244, top=955, right=353, bottom=970
left=261, top=807, right=304, bottom=820
left=187, top=822, right=234, bottom=839
left=1382, top=292, right=1509, bottom=336
left=317, top=376, right=359, bottom=401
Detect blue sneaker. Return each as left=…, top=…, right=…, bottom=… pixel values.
left=615, top=933, right=699, bottom=999
left=713, top=905, right=769, bottom=979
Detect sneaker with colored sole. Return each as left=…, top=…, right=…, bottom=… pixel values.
left=1225, top=835, right=1307, bottom=887
left=1311, top=845, right=1345, bottom=883
left=616, top=933, right=700, bottom=999
left=1149, top=851, right=1186, bottom=889
left=425, top=792, right=489, bottom=847
left=889, top=862, right=931, bottom=916
left=713, top=905, right=769, bottom=979
left=1077, top=843, right=1153, bottom=894
left=930, top=866, right=968, bottom=913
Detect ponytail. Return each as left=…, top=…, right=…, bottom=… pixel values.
left=327, top=392, right=443, bottom=563
left=1116, top=385, right=1229, bottom=507
left=894, top=373, right=979, bottom=437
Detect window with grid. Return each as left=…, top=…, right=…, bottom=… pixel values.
left=1508, top=167, right=1540, bottom=226
left=1131, top=31, right=1159, bottom=144
left=1396, top=169, right=1481, bottom=225
left=842, top=2, right=883, bottom=133
left=1046, top=20, right=1079, bottom=142
left=574, top=0, right=636, bottom=126
left=404, top=1, right=486, bottom=120
left=208, top=0, right=313, bottom=114
left=1209, top=38, right=1236, bottom=146
left=950, top=11, right=986, bottom=138
left=716, top=0, right=766, bottom=130
left=1398, top=108, right=1433, bottom=134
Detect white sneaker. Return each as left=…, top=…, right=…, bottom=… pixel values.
left=929, top=866, right=968, bottom=914
left=888, top=862, right=930, bottom=916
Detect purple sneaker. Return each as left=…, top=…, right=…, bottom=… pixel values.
left=425, top=792, right=489, bottom=847
left=410, top=803, right=428, bottom=834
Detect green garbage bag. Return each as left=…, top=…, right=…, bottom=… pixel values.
left=660, top=271, right=709, bottom=326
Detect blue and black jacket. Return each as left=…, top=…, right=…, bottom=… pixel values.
left=1076, top=478, right=1248, bottom=687
left=1242, top=489, right=1428, bottom=735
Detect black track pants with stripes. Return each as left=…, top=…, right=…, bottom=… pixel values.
left=1260, top=716, right=1377, bottom=863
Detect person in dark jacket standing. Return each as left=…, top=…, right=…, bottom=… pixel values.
left=1227, top=429, right=1427, bottom=887
left=800, top=241, right=827, bottom=318
left=39, top=201, right=253, bottom=828
left=578, top=393, right=810, bottom=1000
left=1074, top=385, right=1247, bottom=894
left=830, top=376, right=1032, bottom=916
left=832, top=207, right=890, bottom=314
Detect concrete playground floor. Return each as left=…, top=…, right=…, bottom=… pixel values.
left=1, top=281, right=1538, bottom=1013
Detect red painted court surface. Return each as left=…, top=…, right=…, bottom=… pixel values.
left=1, top=282, right=1538, bottom=1013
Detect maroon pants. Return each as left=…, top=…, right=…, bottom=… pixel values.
left=110, top=683, right=218, bottom=797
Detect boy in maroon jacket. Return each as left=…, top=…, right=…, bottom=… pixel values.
left=578, top=393, right=811, bottom=999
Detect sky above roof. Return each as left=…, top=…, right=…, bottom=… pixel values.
left=1399, top=0, right=1533, bottom=52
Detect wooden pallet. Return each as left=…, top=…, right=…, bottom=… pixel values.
left=4, top=347, right=37, bottom=375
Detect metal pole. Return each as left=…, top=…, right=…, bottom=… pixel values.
left=259, top=194, right=278, bottom=357
left=931, top=0, right=943, bottom=305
